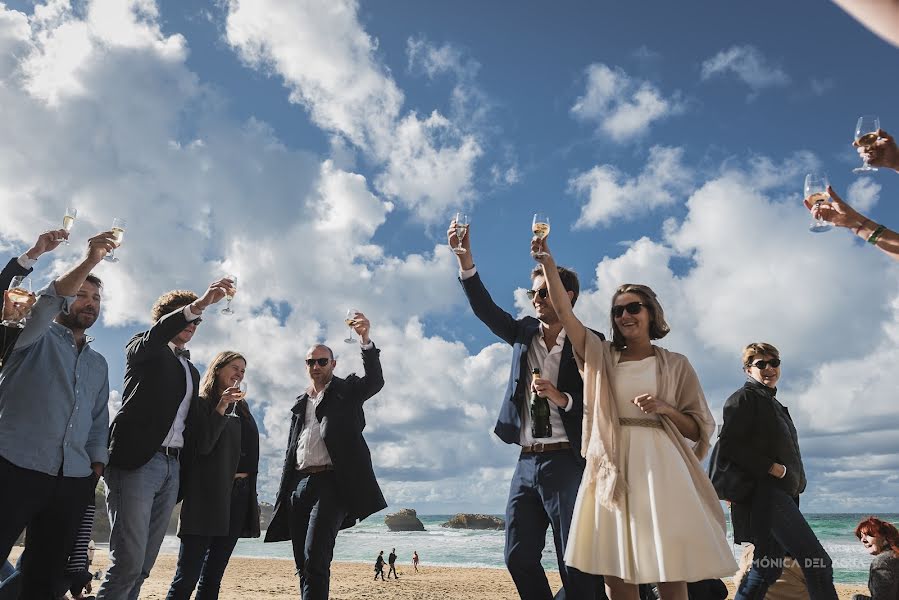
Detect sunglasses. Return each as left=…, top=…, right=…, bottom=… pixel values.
left=526, top=288, right=549, bottom=300
left=305, top=357, right=331, bottom=367
left=611, top=302, right=646, bottom=318
left=749, top=359, right=781, bottom=370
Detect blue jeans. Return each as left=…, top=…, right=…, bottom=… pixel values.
left=735, top=482, right=837, bottom=600
left=0, top=561, right=13, bottom=582
left=505, top=450, right=605, bottom=600
left=97, top=452, right=181, bottom=600
left=288, top=471, right=347, bottom=600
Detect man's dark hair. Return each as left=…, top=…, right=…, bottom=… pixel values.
left=151, top=290, right=199, bottom=322
left=531, top=265, right=580, bottom=307
left=85, top=273, right=103, bottom=289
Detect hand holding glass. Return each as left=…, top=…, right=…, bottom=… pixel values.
left=58, top=207, right=77, bottom=244
left=104, top=218, right=126, bottom=263
left=227, top=381, right=247, bottom=418
left=344, top=309, right=359, bottom=344
left=532, top=213, right=550, bottom=258
left=804, top=173, right=832, bottom=233
left=2, top=276, right=35, bottom=329
left=221, top=275, right=237, bottom=316
left=854, top=115, right=881, bottom=173
left=452, top=213, right=469, bottom=255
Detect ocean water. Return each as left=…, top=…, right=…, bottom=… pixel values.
left=154, top=513, right=897, bottom=584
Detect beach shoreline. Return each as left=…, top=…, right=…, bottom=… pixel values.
left=10, top=548, right=869, bottom=599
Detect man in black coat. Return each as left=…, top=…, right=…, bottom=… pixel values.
left=448, top=219, right=605, bottom=600
left=96, top=279, right=232, bottom=600
left=265, top=311, right=386, bottom=600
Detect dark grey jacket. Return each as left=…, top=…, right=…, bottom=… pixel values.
left=178, top=397, right=261, bottom=538
left=854, top=552, right=899, bottom=600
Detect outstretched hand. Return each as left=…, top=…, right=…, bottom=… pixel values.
left=195, top=278, right=233, bottom=309
left=530, top=237, right=554, bottom=266
left=25, top=229, right=68, bottom=259
left=803, top=186, right=864, bottom=230
left=855, top=129, right=899, bottom=171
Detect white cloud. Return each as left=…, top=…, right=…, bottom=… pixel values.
left=846, top=177, right=881, bottom=212
left=700, top=45, right=791, bottom=95
left=571, top=63, right=682, bottom=141
left=225, top=0, right=485, bottom=223
left=569, top=146, right=694, bottom=228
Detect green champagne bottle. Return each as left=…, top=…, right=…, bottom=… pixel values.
left=529, top=368, right=552, bottom=438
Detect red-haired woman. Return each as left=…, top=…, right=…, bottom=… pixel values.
left=854, top=517, right=899, bottom=600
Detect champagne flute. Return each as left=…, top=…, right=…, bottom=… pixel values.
left=854, top=115, right=881, bottom=173
left=344, top=308, right=358, bottom=344
left=804, top=173, right=832, bottom=233
left=221, top=274, right=237, bottom=316
left=104, top=217, right=126, bottom=263
left=57, top=207, right=77, bottom=244
left=228, top=381, right=247, bottom=418
left=452, top=213, right=469, bottom=255
left=532, top=213, right=550, bottom=258
left=2, top=276, right=34, bottom=329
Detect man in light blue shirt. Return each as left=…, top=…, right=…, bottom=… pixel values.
left=0, top=230, right=117, bottom=599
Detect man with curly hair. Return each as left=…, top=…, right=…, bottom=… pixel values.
left=97, top=278, right=233, bottom=600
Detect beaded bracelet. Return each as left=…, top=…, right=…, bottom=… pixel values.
left=867, top=224, right=886, bottom=245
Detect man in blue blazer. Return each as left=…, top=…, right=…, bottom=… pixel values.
left=448, top=220, right=605, bottom=600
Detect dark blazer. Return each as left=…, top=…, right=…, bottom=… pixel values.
left=265, top=345, right=386, bottom=542
left=460, top=272, right=601, bottom=462
left=178, top=398, right=261, bottom=538
left=108, top=308, right=201, bottom=470
left=0, top=257, right=33, bottom=368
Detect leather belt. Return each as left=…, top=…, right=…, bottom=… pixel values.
left=296, top=464, right=334, bottom=475
left=158, top=446, right=181, bottom=459
left=520, top=441, right=571, bottom=454
left=619, top=418, right=663, bottom=429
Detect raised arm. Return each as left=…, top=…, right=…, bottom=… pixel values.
left=806, top=186, right=899, bottom=261
left=531, top=238, right=588, bottom=359
left=346, top=312, right=384, bottom=401
left=832, top=0, right=899, bottom=48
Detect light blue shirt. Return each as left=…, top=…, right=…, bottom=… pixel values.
left=0, top=282, right=109, bottom=477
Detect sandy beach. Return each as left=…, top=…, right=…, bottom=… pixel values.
left=10, top=548, right=869, bottom=599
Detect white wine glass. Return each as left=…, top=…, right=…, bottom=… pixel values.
left=221, top=274, right=237, bottom=316
left=804, top=173, right=832, bottom=233
left=58, top=207, right=77, bottom=244
left=452, top=213, right=469, bottom=255
left=344, top=308, right=358, bottom=344
left=532, top=213, right=550, bottom=258
left=228, top=381, right=247, bottom=418
left=104, top=217, right=126, bottom=263
left=854, top=115, right=881, bottom=173
left=1, top=276, right=34, bottom=329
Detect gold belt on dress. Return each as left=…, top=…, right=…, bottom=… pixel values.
left=618, top=417, right=663, bottom=429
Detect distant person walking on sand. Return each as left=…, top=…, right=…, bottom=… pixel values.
left=374, top=551, right=385, bottom=581
left=388, top=548, right=399, bottom=579
left=413, top=551, right=419, bottom=572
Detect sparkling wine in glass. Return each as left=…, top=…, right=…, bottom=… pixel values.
left=228, top=381, right=247, bottom=418
left=804, top=173, right=832, bottom=233
left=58, top=207, right=77, bottom=244
left=532, top=213, right=550, bottom=258
left=854, top=115, right=881, bottom=173
left=452, top=213, right=469, bottom=255
left=104, top=217, right=126, bottom=263
left=344, top=309, right=358, bottom=344
left=221, top=274, right=237, bottom=316
left=2, top=276, right=34, bottom=329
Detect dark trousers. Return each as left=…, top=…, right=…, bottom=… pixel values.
left=387, top=562, right=398, bottom=578
left=288, top=471, right=347, bottom=600
left=735, top=482, right=837, bottom=600
left=166, top=478, right=251, bottom=600
left=0, top=456, right=94, bottom=600
left=505, top=451, right=606, bottom=600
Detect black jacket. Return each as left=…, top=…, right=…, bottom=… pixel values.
left=108, top=308, right=201, bottom=470
left=460, top=272, right=602, bottom=462
left=719, top=378, right=807, bottom=542
left=178, top=398, right=261, bottom=538
left=0, top=257, right=33, bottom=368
left=265, top=345, right=386, bottom=542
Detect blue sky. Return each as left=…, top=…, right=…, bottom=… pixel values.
left=1, top=0, right=898, bottom=514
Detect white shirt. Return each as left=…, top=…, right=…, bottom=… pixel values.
left=459, top=266, right=572, bottom=445
left=159, top=306, right=201, bottom=449
left=295, top=381, right=334, bottom=470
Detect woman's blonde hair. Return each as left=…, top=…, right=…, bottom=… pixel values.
left=610, top=284, right=670, bottom=349
left=741, top=342, right=780, bottom=368
left=199, top=351, right=246, bottom=402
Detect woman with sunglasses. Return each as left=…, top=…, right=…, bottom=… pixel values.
left=719, top=343, right=837, bottom=600
left=166, top=351, right=261, bottom=600
left=532, top=238, right=735, bottom=600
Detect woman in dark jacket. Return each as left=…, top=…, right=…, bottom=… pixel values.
left=719, top=342, right=837, bottom=600
left=167, top=351, right=261, bottom=600
left=853, top=517, right=899, bottom=600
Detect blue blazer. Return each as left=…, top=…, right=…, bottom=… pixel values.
left=461, top=272, right=602, bottom=463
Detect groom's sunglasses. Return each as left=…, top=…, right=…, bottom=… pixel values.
left=525, top=288, right=549, bottom=300
left=305, top=357, right=331, bottom=367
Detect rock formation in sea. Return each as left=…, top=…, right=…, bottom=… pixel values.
left=441, top=513, right=505, bottom=530
left=384, top=508, right=426, bottom=531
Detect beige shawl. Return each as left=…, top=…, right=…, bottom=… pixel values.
left=577, top=332, right=724, bottom=527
